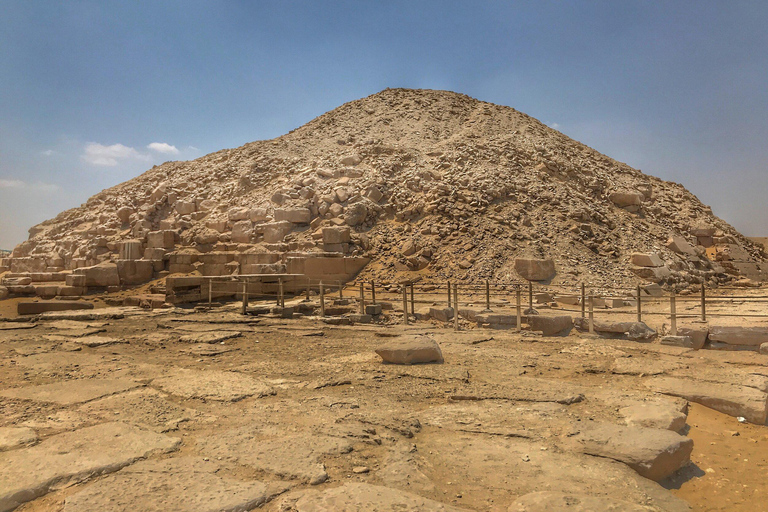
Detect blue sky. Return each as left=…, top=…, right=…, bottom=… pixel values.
left=2, top=1, right=767, bottom=249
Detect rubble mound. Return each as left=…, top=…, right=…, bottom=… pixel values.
left=3, top=88, right=766, bottom=292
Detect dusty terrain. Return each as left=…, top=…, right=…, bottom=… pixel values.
left=1, top=286, right=768, bottom=511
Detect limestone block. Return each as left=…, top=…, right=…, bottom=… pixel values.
left=528, top=315, right=573, bottom=335
left=691, top=223, right=716, bottom=237
left=175, top=200, right=196, bottom=215
left=260, top=221, right=293, bottom=243
left=514, top=258, right=555, bottom=281
left=708, top=326, right=768, bottom=347
left=328, top=203, right=344, bottom=217
left=116, top=206, right=132, bottom=224
left=17, top=301, right=94, bottom=315
left=116, top=260, right=154, bottom=285
left=323, top=226, right=351, bottom=244
left=57, top=286, right=86, bottom=297
left=630, top=265, right=671, bottom=282
left=74, top=263, right=120, bottom=287
left=0, top=286, right=8, bottom=300
left=667, top=235, right=697, bottom=256
left=630, top=253, right=663, bottom=267
left=274, top=208, right=311, bottom=224
left=344, top=202, right=367, bottom=226
left=194, top=229, right=219, bottom=245
left=117, top=240, right=143, bottom=260
left=609, top=191, right=644, bottom=208
left=366, top=185, right=384, bottom=203
left=661, top=336, right=698, bottom=349
left=620, top=402, right=687, bottom=432
left=573, top=423, right=693, bottom=481
left=375, top=338, right=444, bottom=365
left=429, top=307, right=454, bottom=322
left=677, top=327, right=708, bottom=349
left=231, top=220, right=253, bottom=243
left=249, top=207, right=269, bottom=222
left=33, top=284, right=59, bottom=298
left=365, top=304, right=383, bottom=316
left=146, top=230, right=176, bottom=250
left=340, top=154, right=362, bottom=166
left=206, top=220, right=228, bottom=232
left=143, top=248, right=166, bottom=261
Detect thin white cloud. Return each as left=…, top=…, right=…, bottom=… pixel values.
left=0, top=179, right=58, bottom=192
left=147, top=142, right=179, bottom=155
left=0, top=179, right=25, bottom=189
left=41, top=149, right=56, bottom=156
left=81, top=142, right=149, bottom=166
left=549, top=122, right=561, bottom=129
left=187, top=145, right=200, bottom=151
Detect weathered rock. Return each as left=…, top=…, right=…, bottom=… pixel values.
left=508, top=491, right=652, bottom=512
left=74, top=262, right=120, bottom=287
left=429, top=307, right=454, bottom=322
left=574, top=318, right=656, bottom=340
left=527, top=315, right=572, bottom=335
left=660, top=336, right=699, bottom=349
left=514, top=258, right=555, bottom=281
left=708, top=326, right=768, bottom=347
left=74, top=336, right=128, bottom=348
left=677, top=327, right=708, bottom=349
left=0, top=422, right=180, bottom=512
left=572, top=423, right=693, bottom=481
left=63, top=457, right=270, bottom=512
left=198, top=429, right=352, bottom=485
left=322, top=226, right=351, bottom=244
left=17, top=301, right=94, bottom=315
left=116, top=259, right=154, bottom=285
left=667, top=235, right=697, bottom=256
left=344, top=202, right=368, bottom=226
left=294, top=483, right=467, bottom=511
left=0, top=427, right=37, bottom=452
left=178, top=330, right=242, bottom=344
left=646, top=376, right=768, bottom=424
left=274, top=207, right=311, bottom=224
left=0, top=379, right=141, bottom=405
left=620, top=402, right=687, bottom=432
left=0, top=286, right=9, bottom=300
left=609, top=191, right=644, bottom=208
left=630, top=253, right=664, bottom=267
left=151, top=369, right=274, bottom=401
left=375, top=338, right=444, bottom=364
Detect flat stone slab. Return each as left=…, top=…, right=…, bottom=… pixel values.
left=0, top=323, right=36, bottom=331
left=18, top=301, right=93, bottom=315
left=294, top=483, right=468, bottom=511
left=375, top=338, right=444, bottom=364
left=0, top=379, right=142, bottom=405
left=198, top=429, right=352, bottom=484
left=646, top=376, right=768, bottom=424
left=0, top=427, right=37, bottom=451
left=184, top=344, right=239, bottom=356
left=178, top=331, right=242, bottom=344
left=73, top=336, right=127, bottom=347
left=620, top=401, right=687, bottom=432
left=78, top=388, right=202, bottom=431
left=509, top=491, right=652, bottom=512
left=527, top=315, right=572, bottom=336
left=0, top=422, right=180, bottom=512
left=571, top=423, right=693, bottom=481
left=708, top=326, right=768, bottom=347
left=152, top=369, right=274, bottom=401
left=63, top=457, right=270, bottom=512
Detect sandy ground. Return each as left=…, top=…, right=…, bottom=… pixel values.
left=1, top=287, right=768, bottom=511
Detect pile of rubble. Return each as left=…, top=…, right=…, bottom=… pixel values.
left=1, top=88, right=765, bottom=301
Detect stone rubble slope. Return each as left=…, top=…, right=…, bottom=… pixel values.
left=5, top=88, right=766, bottom=290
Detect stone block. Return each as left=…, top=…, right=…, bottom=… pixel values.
left=365, top=304, right=383, bottom=316
left=274, top=208, right=311, bottom=224
left=429, top=307, right=454, bottom=322
left=260, top=221, right=293, bottom=243
left=57, top=286, right=86, bottom=297
left=666, top=235, right=696, bottom=256
left=609, top=191, right=644, bottom=208
left=33, top=285, right=59, bottom=298
left=708, top=326, right=768, bottom=347
left=375, top=338, right=444, bottom=365
left=528, top=315, right=573, bottom=335
left=231, top=220, right=253, bottom=243
left=118, top=240, right=143, bottom=260
left=175, top=200, right=196, bottom=215
left=116, top=260, right=154, bottom=285
left=322, top=226, right=351, bottom=244
left=74, top=263, right=120, bottom=287
left=18, top=300, right=94, bottom=315
left=630, top=253, right=664, bottom=267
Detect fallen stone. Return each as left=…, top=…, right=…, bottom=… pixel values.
left=667, top=235, right=697, bottom=256
left=178, top=330, right=242, bottom=344
left=677, top=327, right=708, bottom=349
left=646, top=376, right=768, bottom=424
left=151, top=368, right=274, bottom=401
left=609, top=191, right=644, bottom=208
left=631, top=253, right=664, bottom=267
left=0, top=427, right=37, bottom=452
left=574, top=318, right=656, bottom=340
left=74, top=262, right=120, bottom=287
left=708, top=326, right=768, bottom=347
left=660, top=336, right=698, bottom=349
left=74, top=336, right=128, bottom=348
left=77, top=388, right=201, bottom=431
left=365, top=303, right=383, bottom=316
left=198, top=429, right=352, bottom=484
left=0, top=322, right=36, bottom=330
left=0, top=422, right=180, bottom=512
left=63, top=457, right=270, bottom=512
left=375, top=338, right=444, bottom=365
left=294, top=483, right=468, bottom=511
left=572, top=423, right=693, bottom=481
left=18, top=301, right=94, bottom=316
left=527, top=315, right=572, bottom=336
left=185, top=344, right=238, bottom=356
left=508, top=491, right=652, bottom=512
left=429, top=306, right=454, bottom=322
left=0, top=379, right=141, bottom=405
left=620, top=402, right=688, bottom=432
left=514, top=258, right=555, bottom=281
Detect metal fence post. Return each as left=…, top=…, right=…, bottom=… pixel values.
left=338, top=280, right=343, bottom=300
left=485, top=280, right=490, bottom=311
left=447, top=281, right=452, bottom=308
left=516, top=287, right=522, bottom=333
left=581, top=282, right=585, bottom=319
left=410, top=283, right=415, bottom=315
left=241, top=279, right=248, bottom=315
left=528, top=281, right=533, bottom=312
left=453, top=283, right=459, bottom=331
left=588, top=294, right=594, bottom=334
left=701, top=286, right=706, bottom=322
left=402, top=285, right=409, bottom=325
left=359, top=282, right=365, bottom=314
left=306, top=279, right=310, bottom=301
left=670, top=290, right=677, bottom=336
left=636, top=285, right=642, bottom=323
left=371, top=280, right=376, bottom=305
left=319, top=281, right=325, bottom=317
left=278, top=278, right=284, bottom=307
left=208, top=278, right=212, bottom=307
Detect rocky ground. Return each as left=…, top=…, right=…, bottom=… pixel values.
left=2, top=287, right=768, bottom=511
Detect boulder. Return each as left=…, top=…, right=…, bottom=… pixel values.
left=646, top=376, right=768, bottom=424
left=375, top=338, right=444, bottom=365
left=514, top=258, right=555, bottom=281
left=620, top=402, right=687, bottom=432
left=175, top=200, right=196, bottom=215
left=574, top=319, right=656, bottom=340
left=708, top=326, right=768, bottom=347
left=667, top=235, right=697, bottom=256
left=677, top=327, right=708, bottom=349
left=660, top=336, right=698, bottom=349
left=231, top=220, right=253, bottom=243
left=572, top=423, right=693, bottom=481
left=609, top=191, right=644, bottom=208
left=401, top=240, right=418, bottom=256
left=146, top=230, right=175, bottom=250
left=322, top=226, right=351, bottom=244
left=260, top=221, right=293, bottom=243
left=340, top=154, right=362, bottom=166
left=630, top=253, right=664, bottom=267
left=227, top=207, right=250, bottom=221
left=508, top=491, right=652, bottom=512
left=527, top=315, right=573, bottom=336
left=116, top=206, right=132, bottom=224
left=344, top=202, right=368, bottom=226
